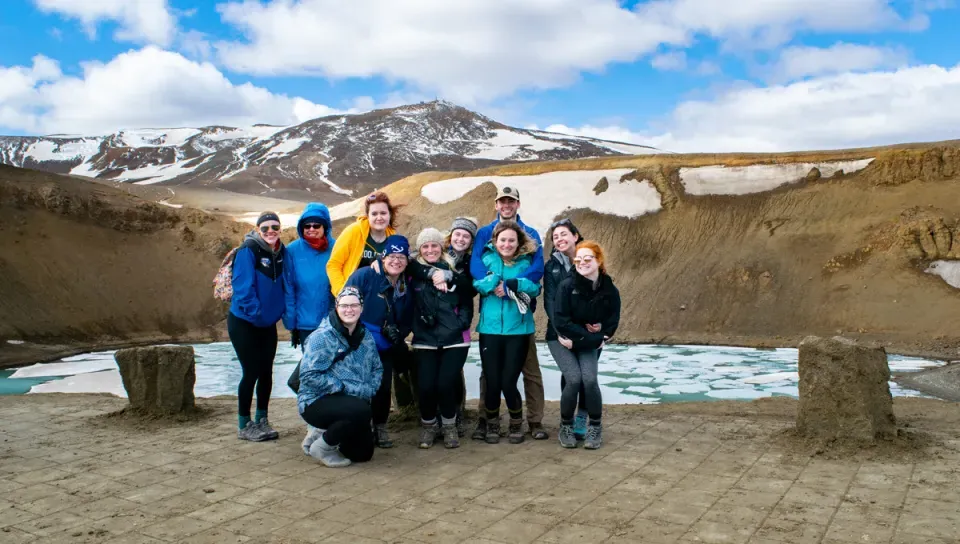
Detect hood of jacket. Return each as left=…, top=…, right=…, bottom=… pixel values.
left=243, top=230, right=282, bottom=256
left=297, top=202, right=332, bottom=240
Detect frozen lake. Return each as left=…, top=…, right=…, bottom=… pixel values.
left=0, top=343, right=942, bottom=403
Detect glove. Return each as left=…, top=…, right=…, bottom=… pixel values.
left=382, top=324, right=403, bottom=345
left=290, top=330, right=301, bottom=349
left=504, top=278, right=519, bottom=293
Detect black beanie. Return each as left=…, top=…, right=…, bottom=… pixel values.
left=256, top=211, right=280, bottom=226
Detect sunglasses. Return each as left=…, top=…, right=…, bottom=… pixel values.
left=550, top=218, right=574, bottom=229
left=259, top=224, right=281, bottom=233
left=573, top=256, right=596, bottom=265
left=303, top=223, right=324, bottom=230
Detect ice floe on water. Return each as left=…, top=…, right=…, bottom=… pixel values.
left=0, top=342, right=943, bottom=403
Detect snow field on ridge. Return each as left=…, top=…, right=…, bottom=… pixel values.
left=679, top=159, right=875, bottom=195
left=420, top=168, right=660, bottom=237
left=926, top=260, right=960, bottom=289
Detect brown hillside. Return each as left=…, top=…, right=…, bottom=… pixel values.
left=390, top=145, right=960, bottom=359
left=0, top=165, right=252, bottom=367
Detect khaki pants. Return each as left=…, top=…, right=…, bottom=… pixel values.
left=476, top=333, right=544, bottom=424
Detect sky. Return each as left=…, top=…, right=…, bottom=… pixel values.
left=0, top=0, right=958, bottom=153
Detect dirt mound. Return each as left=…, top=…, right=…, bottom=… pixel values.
left=383, top=141, right=960, bottom=360
left=0, top=165, right=251, bottom=366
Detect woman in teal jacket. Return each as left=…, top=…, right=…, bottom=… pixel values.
left=473, top=221, right=541, bottom=444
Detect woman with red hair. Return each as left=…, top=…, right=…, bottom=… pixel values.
left=551, top=240, right=621, bottom=450
left=327, top=191, right=399, bottom=296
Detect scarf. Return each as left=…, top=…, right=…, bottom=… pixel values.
left=305, top=235, right=329, bottom=252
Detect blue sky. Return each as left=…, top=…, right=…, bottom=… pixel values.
left=1, top=0, right=958, bottom=152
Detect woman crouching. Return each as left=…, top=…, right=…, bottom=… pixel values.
left=553, top=241, right=621, bottom=449
left=298, top=287, right=382, bottom=467
left=473, top=221, right=541, bottom=444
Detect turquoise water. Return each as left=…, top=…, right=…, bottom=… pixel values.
left=1, top=342, right=942, bottom=404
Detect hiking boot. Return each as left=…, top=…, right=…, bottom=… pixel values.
left=256, top=419, right=279, bottom=440
left=301, top=425, right=324, bottom=455
left=237, top=422, right=270, bottom=442
left=374, top=424, right=394, bottom=448
left=558, top=423, right=578, bottom=448
left=508, top=419, right=525, bottom=444
left=456, top=411, right=466, bottom=437
left=573, top=411, right=588, bottom=441
left=442, top=423, right=460, bottom=449
left=584, top=424, right=603, bottom=450
left=472, top=419, right=487, bottom=441
left=309, top=436, right=351, bottom=468
left=419, top=421, right=438, bottom=449
left=485, top=419, right=501, bottom=444
left=529, top=422, right=548, bottom=440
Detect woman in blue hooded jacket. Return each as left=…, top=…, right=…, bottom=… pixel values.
left=284, top=203, right=336, bottom=349
left=229, top=211, right=292, bottom=442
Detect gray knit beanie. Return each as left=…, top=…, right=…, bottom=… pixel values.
left=450, top=216, right=478, bottom=239
left=416, top=227, right=445, bottom=250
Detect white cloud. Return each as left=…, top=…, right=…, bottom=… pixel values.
left=651, top=51, right=688, bottom=71
left=34, top=0, right=177, bottom=46
left=767, top=43, right=909, bottom=82
left=556, top=63, right=960, bottom=153
left=0, top=47, right=346, bottom=135
left=214, top=0, right=686, bottom=102
left=213, top=0, right=931, bottom=100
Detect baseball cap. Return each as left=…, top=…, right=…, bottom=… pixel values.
left=495, top=186, right=520, bottom=201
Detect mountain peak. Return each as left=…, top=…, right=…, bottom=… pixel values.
left=0, top=102, right=662, bottom=204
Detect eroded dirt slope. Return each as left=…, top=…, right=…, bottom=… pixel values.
left=0, top=165, right=251, bottom=365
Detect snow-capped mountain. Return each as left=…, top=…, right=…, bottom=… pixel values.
left=0, top=101, right=662, bottom=203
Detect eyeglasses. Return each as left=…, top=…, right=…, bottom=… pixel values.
left=338, top=303, right=361, bottom=310
left=384, top=254, right=407, bottom=263
left=303, top=223, right=324, bottom=230
left=573, top=256, right=595, bottom=264
left=259, top=225, right=281, bottom=233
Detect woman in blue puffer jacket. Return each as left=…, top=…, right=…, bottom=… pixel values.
left=284, top=202, right=336, bottom=349
left=298, top=287, right=382, bottom=468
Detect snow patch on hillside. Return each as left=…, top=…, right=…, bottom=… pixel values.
left=466, top=129, right=566, bottom=160
left=926, top=260, right=960, bottom=289
left=116, top=156, right=212, bottom=185
left=680, top=159, right=875, bottom=195
left=530, top=130, right=663, bottom=156
left=27, top=139, right=101, bottom=162
left=265, top=137, right=310, bottom=157
left=421, top=169, right=661, bottom=236
left=119, top=128, right=201, bottom=148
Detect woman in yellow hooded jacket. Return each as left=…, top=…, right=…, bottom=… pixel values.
left=326, top=191, right=398, bottom=295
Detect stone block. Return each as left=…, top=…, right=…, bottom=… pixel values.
left=115, top=346, right=196, bottom=414
left=796, top=336, right=896, bottom=441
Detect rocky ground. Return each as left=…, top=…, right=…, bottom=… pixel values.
left=0, top=395, right=958, bottom=544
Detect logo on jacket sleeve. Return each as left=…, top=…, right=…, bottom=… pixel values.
left=260, top=257, right=271, bottom=267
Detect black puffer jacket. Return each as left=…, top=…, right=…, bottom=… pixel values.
left=409, top=259, right=474, bottom=348
left=544, top=251, right=574, bottom=341
left=554, top=272, right=621, bottom=351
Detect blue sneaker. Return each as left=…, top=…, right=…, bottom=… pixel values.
left=573, top=411, right=588, bottom=440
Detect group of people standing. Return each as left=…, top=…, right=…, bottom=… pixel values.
left=226, top=185, right=621, bottom=468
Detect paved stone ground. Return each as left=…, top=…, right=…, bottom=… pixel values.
left=0, top=394, right=958, bottom=544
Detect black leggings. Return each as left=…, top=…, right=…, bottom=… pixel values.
left=300, top=393, right=374, bottom=462
left=417, top=347, right=469, bottom=421
left=372, top=349, right=394, bottom=425
left=479, top=334, right=530, bottom=419
left=228, top=312, right=278, bottom=417
left=560, top=376, right=588, bottom=412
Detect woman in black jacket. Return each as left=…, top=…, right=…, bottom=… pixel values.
left=553, top=240, right=621, bottom=450
left=544, top=218, right=589, bottom=439
left=409, top=227, right=475, bottom=449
